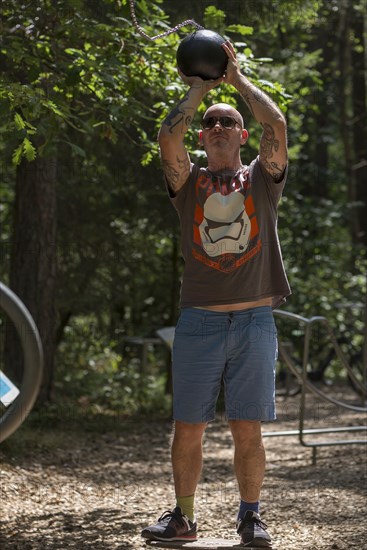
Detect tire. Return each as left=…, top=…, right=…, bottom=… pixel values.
left=0, top=283, right=43, bottom=443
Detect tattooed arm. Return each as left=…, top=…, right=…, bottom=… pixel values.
left=222, top=42, right=288, bottom=182
left=158, top=74, right=222, bottom=194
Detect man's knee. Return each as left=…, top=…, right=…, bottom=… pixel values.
left=228, top=419, right=262, bottom=446
left=172, top=420, right=207, bottom=444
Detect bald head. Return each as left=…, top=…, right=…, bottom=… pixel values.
left=203, top=103, right=244, bottom=129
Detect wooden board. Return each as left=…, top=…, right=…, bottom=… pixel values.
left=146, top=538, right=273, bottom=549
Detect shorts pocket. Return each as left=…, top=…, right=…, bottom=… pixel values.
left=175, top=317, right=203, bottom=336
left=252, top=311, right=277, bottom=342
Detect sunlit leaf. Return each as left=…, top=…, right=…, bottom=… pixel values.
left=23, top=137, right=36, bottom=161
left=14, top=112, right=25, bottom=130
left=227, top=24, right=254, bottom=36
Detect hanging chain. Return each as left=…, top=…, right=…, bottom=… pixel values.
left=129, top=0, right=204, bottom=41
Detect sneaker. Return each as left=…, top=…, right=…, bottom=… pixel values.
left=236, top=510, right=272, bottom=547
left=141, top=506, right=197, bottom=542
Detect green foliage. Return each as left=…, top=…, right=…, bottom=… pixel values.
left=55, top=315, right=171, bottom=418
left=0, top=0, right=177, bottom=162
left=203, top=5, right=226, bottom=34
left=227, top=25, right=254, bottom=37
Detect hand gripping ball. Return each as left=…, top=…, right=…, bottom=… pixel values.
left=176, top=30, right=228, bottom=80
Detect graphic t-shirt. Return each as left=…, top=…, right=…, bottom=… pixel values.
left=170, top=156, right=291, bottom=309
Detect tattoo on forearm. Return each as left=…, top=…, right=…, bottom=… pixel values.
left=162, top=158, right=179, bottom=185
left=161, top=155, right=190, bottom=190
left=239, top=83, right=268, bottom=117
left=260, top=123, right=286, bottom=180
left=177, top=154, right=190, bottom=175
left=237, top=78, right=287, bottom=181
left=253, top=88, right=267, bottom=105
left=163, top=106, right=185, bottom=134
left=163, top=93, right=194, bottom=136
left=261, top=123, right=280, bottom=156
left=241, top=91, right=255, bottom=117
left=185, top=114, right=192, bottom=127
left=239, top=81, right=284, bottom=126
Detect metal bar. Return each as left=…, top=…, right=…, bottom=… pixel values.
left=263, top=426, right=367, bottom=437
left=273, top=308, right=367, bottom=464
left=299, top=322, right=312, bottom=447
left=320, top=318, right=366, bottom=396
left=298, top=439, right=367, bottom=447
left=276, top=322, right=367, bottom=412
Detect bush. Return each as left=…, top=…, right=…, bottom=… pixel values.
left=54, top=316, right=172, bottom=421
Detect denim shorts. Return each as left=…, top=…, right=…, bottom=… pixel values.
left=172, top=305, right=278, bottom=423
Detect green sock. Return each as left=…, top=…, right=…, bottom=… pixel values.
left=176, top=494, right=195, bottom=522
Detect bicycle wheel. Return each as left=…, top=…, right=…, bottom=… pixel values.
left=0, top=282, right=43, bottom=443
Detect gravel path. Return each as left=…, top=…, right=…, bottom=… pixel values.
left=0, top=390, right=366, bottom=549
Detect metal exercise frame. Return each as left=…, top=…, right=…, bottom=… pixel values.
left=267, top=309, right=367, bottom=464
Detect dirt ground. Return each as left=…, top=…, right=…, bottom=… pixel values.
left=0, top=388, right=366, bottom=550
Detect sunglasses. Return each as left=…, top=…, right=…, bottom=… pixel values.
left=201, top=116, right=241, bottom=130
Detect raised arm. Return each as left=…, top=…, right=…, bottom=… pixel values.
left=158, top=75, right=222, bottom=194
left=222, top=42, right=288, bottom=182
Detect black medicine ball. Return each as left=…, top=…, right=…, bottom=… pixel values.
left=176, top=29, right=228, bottom=80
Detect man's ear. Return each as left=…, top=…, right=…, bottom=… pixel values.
left=241, top=129, right=249, bottom=144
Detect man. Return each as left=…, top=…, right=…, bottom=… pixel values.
left=141, top=41, right=290, bottom=548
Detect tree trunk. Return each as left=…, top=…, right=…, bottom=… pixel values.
left=313, top=28, right=334, bottom=196
left=297, top=8, right=336, bottom=198
left=351, top=4, right=367, bottom=246
left=337, top=0, right=358, bottom=245
left=6, top=154, right=57, bottom=403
